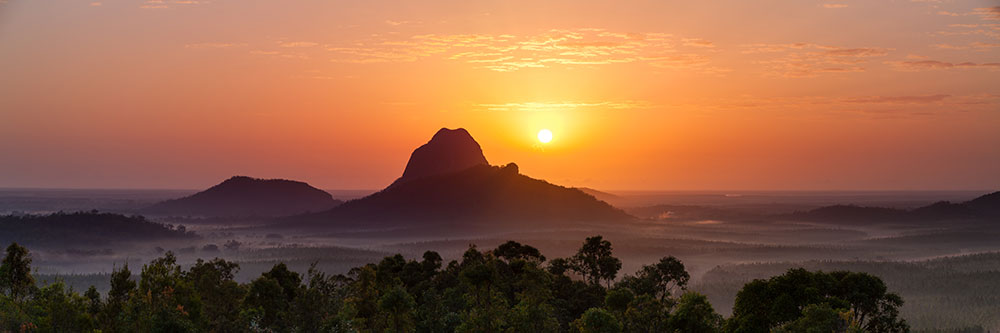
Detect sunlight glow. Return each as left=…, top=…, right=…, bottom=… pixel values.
left=537, top=129, right=553, bottom=143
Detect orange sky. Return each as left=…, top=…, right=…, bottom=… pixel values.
left=1, top=0, right=998, bottom=190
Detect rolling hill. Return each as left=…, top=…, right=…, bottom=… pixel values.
left=144, top=176, right=341, bottom=217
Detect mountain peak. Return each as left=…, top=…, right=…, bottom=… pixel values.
left=391, top=128, right=489, bottom=187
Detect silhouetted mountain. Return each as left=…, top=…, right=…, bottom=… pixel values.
left=0, top=211, right=195, bottom=248
left=786, top=191, right=999, bottom=224
left=144, top=176, right=341, bottom=217
left=389, top=128, right=489, bottom=188
left=289, top=128, right=632, bottom=229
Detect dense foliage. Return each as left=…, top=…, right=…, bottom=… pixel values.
left=697, top=256, right=1000, bottom=332
left=1, top=237, right=906, bottom=332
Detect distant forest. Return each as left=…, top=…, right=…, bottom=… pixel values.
left=0, top=211, right=195, bottom=248
left=0, top=237, right=907, bottom=333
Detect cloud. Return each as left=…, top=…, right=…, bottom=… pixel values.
left=474, top=101, right=652, bottom=112
left=973, top=7, right=1000, bottom=21
left=742, top=43, right=890, bottom=77
left=700, top=94, right=1000, bottom=118
left=249, top=49, right=310, bottom=60
left=278, top=41, right=319, bottom=48
left=326, top=29, right=725, bottom=73
left=141, top=0, right=202, bottom=9
left=887, top=59, right=1000, bottom=71
left=184, top=42, right=246, bottom=49
left=90, top=2, right=102, bottom=6
left=822, top=4, right=848, bottom=9
left=844, top=94, right=951, bottom=104
left=932, top=42, right=1000, bottom=50
left=385, top=20, right=420, bottom=26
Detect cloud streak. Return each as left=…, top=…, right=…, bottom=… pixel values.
left=474, top=101, right=652, bottom=112
left=326, top=29, right=725, bottom=73
left=742, top=43, right=890, bottom=77
left=887, top=59, right=1000, bottom=71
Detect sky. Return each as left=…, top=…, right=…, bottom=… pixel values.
left=1, top=0, right=998, bottom=191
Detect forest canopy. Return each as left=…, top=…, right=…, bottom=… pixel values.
left=0, top=237, right=907, bottom=332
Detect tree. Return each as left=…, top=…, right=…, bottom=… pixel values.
left=728, top=268, right=908, bottom=333
left=0, top=243, right=34, bottom=302
left=84, top=286, right=102, bottom=317
left=457, top=260, right=509, bottom=333
left=102, top=262, right=135, bottom=330
left=604, top=288, right=634, bottom=316
left=570, top=236, right=622, bottom=287
left=573, top=307, right=622, bottom=333
left=494, top=241, right=546, bottom=263
left=186, top=258, right=244, bottom=331
left=618, top=256, right=689, bottom=305
left=774, top=304, right=858, bottom=333
left=509, top=261, right=559, bottom=332
left=623, top=294, right=670, bottom=332
left=31, top=281, right=95, bottom=332
left=669, top=292, right=722, bottom=333
left=831, top=271, right=907, bottom=332
left=378, top=285, right=416, bottom=332
left=243, top=263, right=301, bottom=331
left=137, top=251, right=200, bottom=332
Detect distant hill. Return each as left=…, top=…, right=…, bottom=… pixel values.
left=288, top=128, right=632, bottom=229
left=786, top=191, right=999, bottom=224
left=0, top=211, right=195, bottom=248
left=966, top=191, right=1000, bottom=217
left=144, top=176, right=341, bottom=217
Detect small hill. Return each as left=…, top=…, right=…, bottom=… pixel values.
left=786, top=191, right=999, bottom=224
left=144, top=176, right=341, bottom=217
left=289, top=128, right=633, bottom=229
left=966, top=191, right=1000, bottom=217
left=0, top=211, right=195, bottom=248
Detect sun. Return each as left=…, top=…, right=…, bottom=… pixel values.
left=537, top=129, right=553, bottom=143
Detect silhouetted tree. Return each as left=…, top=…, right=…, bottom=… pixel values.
left=618, top=256, right=690, bottom=306
left=0, top=243, right=34, bottom=302
left=570, top=236, right=622, bottom=288
left=573, top=307, right=622, bottom=333
left=670, top=292, right=723, bottom=333
left=728, top=268, right=907, bottom=333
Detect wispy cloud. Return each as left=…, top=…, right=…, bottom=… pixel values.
left=844, top=94, right=951, bottom=104
left=931, top=42, right=1000, bottom=50
left=822, top=4, right=849, bottom=9
left=886, top=59, right=1000, bottom=71
left=700, top=93, right=999, bottom=118
left=385, top=20, right=420, bottom=26
left=474, top=101, right=652, bottom=112
left=141, top=0, right=203, bottom=9
left=742, top=43, right=890, bottom=77
left=972, top=7, right=1000, bottom=21
left=184, top=42, right=246, bottom=49
left=278, top=41, right=320, bottom=48
left=326, top=29, right=726, bottom=73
